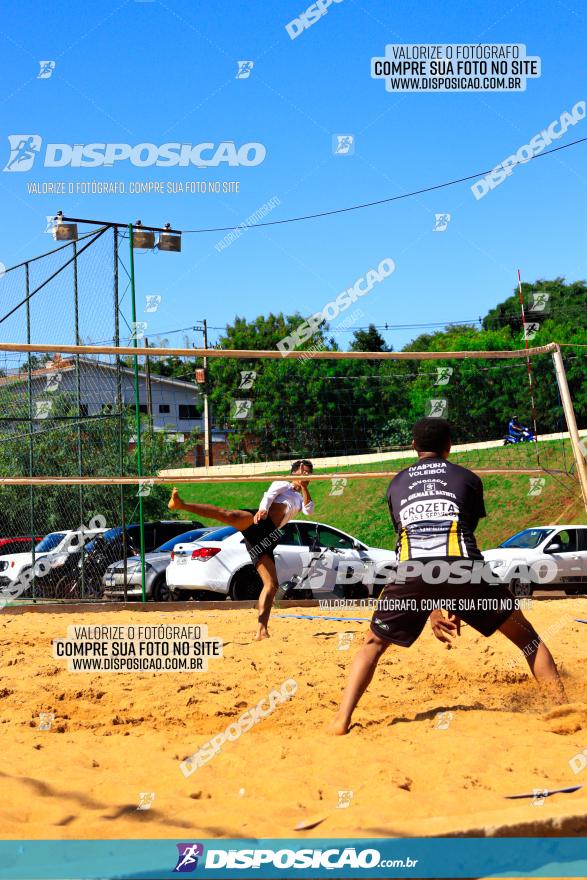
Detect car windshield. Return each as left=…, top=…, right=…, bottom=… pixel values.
left=156, top=529, right=213, bottom=552
left=500, top=528, right=554, bottom=549
left=36, top=532, right=66, bottom=552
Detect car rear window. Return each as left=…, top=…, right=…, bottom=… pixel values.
left=201, top=526, right=237, bottom=541
left=84, top=526, right=126, bottom=554
left=156, top=529, right=214, bottom=552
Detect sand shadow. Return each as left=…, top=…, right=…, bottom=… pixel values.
left=388, top=702, right=487, bottom=725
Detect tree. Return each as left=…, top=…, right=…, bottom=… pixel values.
left=351, top=324, right=391, bottom=352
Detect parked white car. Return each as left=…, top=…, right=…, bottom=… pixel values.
left=0, top=528, right=106, bottom=594
left=483, top=525, right=587, bottom=595
left=166, top=520, right=396, bottom=600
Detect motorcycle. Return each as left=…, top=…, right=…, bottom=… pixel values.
left=275, top=539, right=370, bottom=601
left=503, top=427, right=536, bottom=445
left=275, top=540, right=337, bottom=601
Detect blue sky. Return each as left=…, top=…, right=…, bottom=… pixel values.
left=0, top=0, right=586, bottom=349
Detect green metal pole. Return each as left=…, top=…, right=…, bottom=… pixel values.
left=25, top=263, right=36, bottom=601
left=128, top=224, right=147, bottom=603
left=113, top=228, right=128, bottom=603
left=73, top=240, right=85, bottom=598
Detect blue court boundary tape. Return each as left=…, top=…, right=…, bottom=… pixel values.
left=275, top=613, right=370, bottom=622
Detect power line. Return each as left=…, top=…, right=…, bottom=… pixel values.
left=181, top=135, right=587, bottom=234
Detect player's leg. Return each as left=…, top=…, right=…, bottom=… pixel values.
left=328, top=630, right=390, bottom=735
left=498, top=610, right=567, bottom=702
left=329, top=574, right=430, bottom=734
left=254, top=554, right=280, bottom=641
left=168, top=487, right=254, bottom=531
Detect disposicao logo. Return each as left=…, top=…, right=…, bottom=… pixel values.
left=3, top=137, right=267, bottom=171
left=4, top=135, right=42, bottom=172
left=174, top=843, right=204, bottom=873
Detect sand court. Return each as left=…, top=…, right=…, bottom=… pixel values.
left=1, top=601, right=587, bottom=840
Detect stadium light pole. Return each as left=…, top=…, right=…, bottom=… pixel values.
left=127, top=223, right=148, bottom=604
left=56, top=213, right=182, bottom=602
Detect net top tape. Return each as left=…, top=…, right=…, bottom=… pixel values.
left=0, top=469, right=548, bottom=485
left=0, top=342, right=559, bottom=360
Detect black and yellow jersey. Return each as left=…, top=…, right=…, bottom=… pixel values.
left=387, top=456, right=485, bottom=561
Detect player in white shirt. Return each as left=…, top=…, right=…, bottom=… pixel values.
left=168, top=460, right=314, bottom=640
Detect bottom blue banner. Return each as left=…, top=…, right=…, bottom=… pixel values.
left=0, top=838, right=586, bottom=880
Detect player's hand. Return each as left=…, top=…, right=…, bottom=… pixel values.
left=447, top=612, right=461, bottom=636
left=430, top=610, right=460, bottom=645
left=253, top=509, right=268, bottom=524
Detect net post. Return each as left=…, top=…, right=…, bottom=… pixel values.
left=202, top=319, right=212, bottom=468
left=552, top=344, right=587, bottom=512
left=128, top=224, right=147, bottom=603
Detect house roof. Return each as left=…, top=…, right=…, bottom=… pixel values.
left=0, top=356, right=201, bottom=393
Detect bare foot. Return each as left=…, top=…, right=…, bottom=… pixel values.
left=327, top=712, right=351, bottom=736
left=254, top=624, right=270, bottom=641
left=168, top=487, right=182, bottom=511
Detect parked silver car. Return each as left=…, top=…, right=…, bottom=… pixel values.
left=102, top=527, right=216, bottom=601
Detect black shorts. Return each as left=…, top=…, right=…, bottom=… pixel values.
left=241, top=514, right=283, bottom=564
left=370, top=557, right=517, bottom=647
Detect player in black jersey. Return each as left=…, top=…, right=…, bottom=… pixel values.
left=329, top=418, right=566, bottom=735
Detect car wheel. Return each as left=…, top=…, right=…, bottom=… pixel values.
left=509, top=578, right=532, bottom=597
left=152, top=575, right=173, bottom=602
left=230, top=567, right=263, bottom=601
left=342, top=582, right=369, bottom=600
left=564, top=585, right=586, bottom=596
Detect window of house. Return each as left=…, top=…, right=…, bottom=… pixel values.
left=159, top=404, right=170, bottom=414
left=178, top=404, right=200, bottom=420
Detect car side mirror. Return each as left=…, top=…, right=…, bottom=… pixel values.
left=546, top=543, right=562, bottom=553
left=352, top=540, right=362, bottom=551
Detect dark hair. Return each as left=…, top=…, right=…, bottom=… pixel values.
left=291, top=459, right=313, bottom=473
left=412, top=418, right=452, bottom=454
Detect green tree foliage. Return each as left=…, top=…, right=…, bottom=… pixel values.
left=350, top=324, right=391, bottom=352
left=200, top=279, right=586, bottom=460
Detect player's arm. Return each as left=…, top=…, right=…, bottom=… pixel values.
left=297, top=480, right=314, bottom=515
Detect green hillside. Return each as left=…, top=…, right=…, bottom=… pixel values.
left=174, top=439, right=586, bottom=552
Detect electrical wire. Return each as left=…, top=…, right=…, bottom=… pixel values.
left=181, top=135, right=587, bottom=234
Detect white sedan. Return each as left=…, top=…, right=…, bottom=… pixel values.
left=0, top=528, right=106, bottom=595
left=166, top=520, right=396, bottom=600
left=483, top=524, right=587, bottom=595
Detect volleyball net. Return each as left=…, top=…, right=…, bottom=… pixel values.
left=0, top=339, right=585, bottom=603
